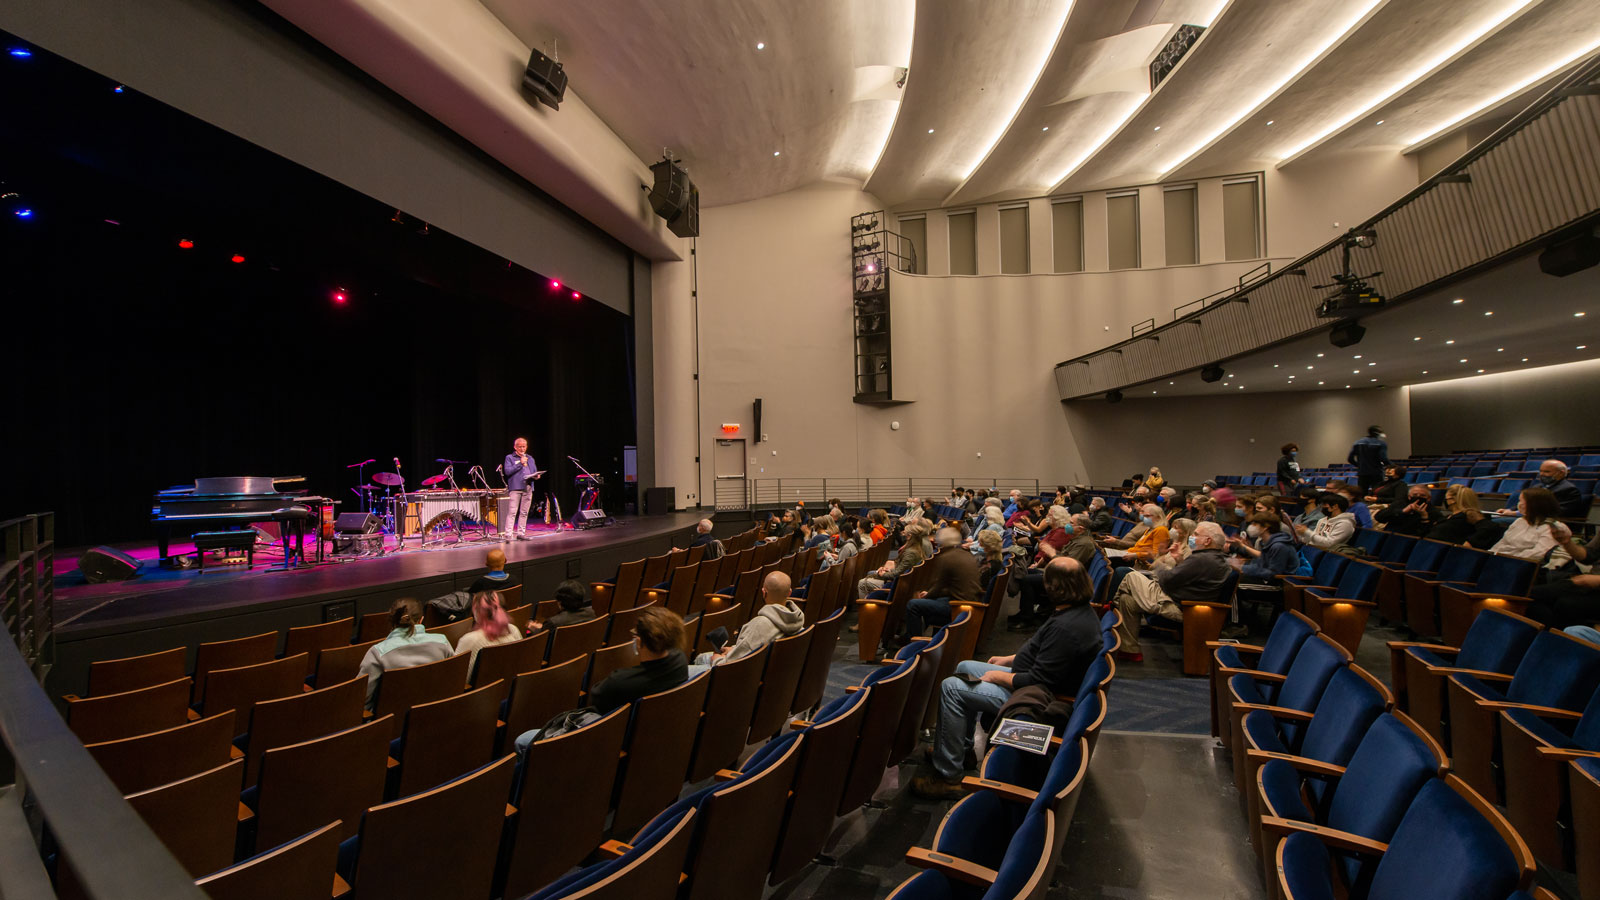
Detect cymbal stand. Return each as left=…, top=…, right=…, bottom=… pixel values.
left=347, top=457, right=375, bottom=512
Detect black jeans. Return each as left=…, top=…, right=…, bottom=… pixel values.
left=1525, top=578, right=1600, bottom=629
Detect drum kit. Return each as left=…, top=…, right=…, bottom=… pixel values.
left=348, top=459, right=504, bottom=548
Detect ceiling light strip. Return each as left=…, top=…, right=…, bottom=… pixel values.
left=1156, top=0, right=1388, bottom=177
left=1275, top=0, right=1539, bottom=167
left=940, top=0, right=1077, bottom=204
left=1402, top=36, right=1600, bottom=152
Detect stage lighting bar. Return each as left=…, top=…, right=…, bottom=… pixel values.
left=1156, top=0, right=1384, bottom=177
left=1275, top=0, right=1537, bottom=166
left=1403, top=34, right=1600, bottom=152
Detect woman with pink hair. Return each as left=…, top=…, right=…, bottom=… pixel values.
left=453, top=590, right=523, bottom=670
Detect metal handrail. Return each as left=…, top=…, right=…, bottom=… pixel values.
left=1057, top=48, right=1600, bottom=394
left=746, top=477, right=1044, bottom=510
left=0, top=634, right=206, bottom=899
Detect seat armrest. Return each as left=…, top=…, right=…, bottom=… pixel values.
left=1207, top=641, right=1265, bottom=654
left=1232, top=702, right=1315, bottom=723
left=1244, top=749, right=1347, bottom=778
left=1436, top=667, right=1514, bottom=681
left=596, top=840, right=631, bottom=860
left=1218, top=666, right=1287, bottom=683
left=1258, top=817, right=1389, bottom=855
left=1181, top=600, right=1232, bottom=610
left=960, top=776, right=1040, bottom=805
left=713, top=769, right=741, bottom=782
left=790, top=718, right=812, bottom=730
left=1313, top=596, right=1376, bottom=608
left=1484, top=701, right=1584, bottom=719
left=1536, top=747, right=1600, bottom=760
left=1387, top=641, right=1459, bottom=654
left=904, top=847, right=1000, bottom=887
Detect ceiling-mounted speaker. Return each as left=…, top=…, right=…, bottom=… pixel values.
left=648, top=158, right=700, bottom=238
left=1539, top=232, right=1600, bottom=277
left=1329, top=320, right=1366, bottom=348
left=1200, top=364, right=1225, bottom=383
left=521, top=48, right=567, bottom=110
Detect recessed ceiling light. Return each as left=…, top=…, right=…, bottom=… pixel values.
left=1421, top=371, right=1428, bottom=374
left=1580, top=345, right=1590, bottom=350
left=927, top=129, right=935, bottom=134
left=1452, top=298, right=1464, bottom=304
left=1371, top=378, right=1378, bottom=381
left=1042, top=126, right=1049, bottom=132
left=1413, top=336, right=1422, bottom=341
left=1168, top=382, right=1174, bottom=385
left=1316, top=353, right=1325, bottom=358
left=1153, top=126, right=1161, bottom=132
left=1345, top=385, right=1351, bottom=389
left=1521, top=358, right=1528, bottom=362
left=1375, top=120, right=1384, bottom=125
left=1266, top=120, right=1275, bottom=126
left=1577, top=312, right=1588, bottom=317
left=1353, top=354, right=1362, bottom=358
left=1273, top=364, right=1279, bottom=368
left=1459, top=358, right=1468, bottom=363
left=1484, top=311, right=1494, bottom=316
left=1318, top=381, right=1324, bottom=384
left=756, top=42, right=765, bottom=50
left=1368, top=362, right=1376, bottom=366
left=1307, top=366, right=1314, bottom=370
left=1445, top=339, right=1455, bottom=344
left=773, top=151, right=781, bottom=156
left=1497, top=347, right=1504, bottom=352
left=1353, top=370, right=1360, bottom=374
left=1477, top=369, right=1485, bottom=373
left=1152, top=390, right=1157, bottom=394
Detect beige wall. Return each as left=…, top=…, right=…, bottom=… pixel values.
left=1261, top=148, right=1418, bottom=259
left=1064, top=388, right=1413, bottom=487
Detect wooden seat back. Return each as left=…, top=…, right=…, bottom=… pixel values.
left=592, top=559, right=645, bottom=616
left=924, top=610, right=973, bottom=730
left=639, top=552, right=673, bottom=590
left=790, top=608, right=845, bottom=718
left=612, top=672, right=711, bottom=836
left=85, top=711, right=236, bottom=795
left=313, top=639, right=380, bottom=688
left=202, top=653, right=308, bottom=724
left=395, top=680, right=503, bottom=798
left=837, top=657, right=918, bottom=813
left=255, top=717, right=392, bottom=848
left=243, top=675, right=365, bottom=786
left=469, top=635, right=542, bottom=698
left=587, top=642, right=641, bottom=693
left=560, top=808, right=698, bottom=900
left=747, top=626, right=814, bottom=741
left=503, top=706, right=631, bottom=899
left=282, top=618, right=355, bottom=679
left=687, top=558, right=725, bottom=618
left=684, top=544, right=706, bottom=566
left=344, top=755, right=515, bottom=900
left=505, top=603, right=532, bottom=633
left=546, top=615, right=609, bottom=666
left=371, top=652, right=470, bottom=739
left=125, top=758, right=244, bottom=877
left=501, top=655, right=588, bottom=753
left=86, top=646, right=186, bottom=697
left=65, top=677, right=191, bottom=744
left=534, top=598, right=561, bottom=621
left=642, top=564, right=695, bottom=616
left=605, top=601, right=657, bottom=645
left=769, top=686, right=871, bottom=883
left=193, top=631, right=279, bottom=706
left=691, top=604, right=742, bottom=655
left=890, top=628, right=949, bottom=764
left=686, top=646, right=769, bottom=782
left=679, top=733, right=804, bottom=900
left=425, top=616, right=475, bottom=648
left=195, top=822, right=343, bottom=900
left=357, top=610, right=394, bottom=643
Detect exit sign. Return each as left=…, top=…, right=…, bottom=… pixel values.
left=720, top=424, right=741, bottom=434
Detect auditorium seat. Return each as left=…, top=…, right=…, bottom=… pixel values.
left=611, top=671, right=711, bottom=836
left=585, top=641, right=640, bottom=694
left=960, top=735, right=1090, bottom=865
left=1282, top=562, right=1380, bottom=655
left=640, top=563, right=696, bottom=617
left=685, top=644, right=768, bottom=782
left=192, top=632, right=280, bottom=707
left=534, top=599, right=561, bottom=621
left=1403, top=545, right=1488, bottom=638
left=281, top=618, right=356, bottom=680
left=85, top=710, right=237, bottom=794
left=1266, top=776, right=1534, bottom=900
left=837, top=655, right=918, bottom=814
left=369, top=652, right=470, bottom=740
left=919, top=611, right=973, bottom=730
left=612, top=729, right=804, bottom=900
left=242, top=675, right=365, bottom=786
left=391, top=680, right=502, bottom=798
left=748, top=625, right=814, bottom=742
left=890, top=806, right=1053, bottom=900
left=591, top=558, right=646, bottom=616
left=1570, top=757, right=1600, bottom=900
left=769, top=689, right=871, bottom=882
left=84, top=646, right=187, bottom=697
left=124, top=758, right=245, bottom=878
left=503, top=705, right=630, bottom=899
left=424, top=616, right=473, bottom=648
left=690, top=603, right=741, bottom=654
left=603, top=601, right=656, bottom=645
left=856, top=560, right=929, bottom=662
left=1444, top=629, right=1600, bottom=803
left=194, top=821, right=344, bottom=900
left=314, top=639, right=381, bottom=688
left=520, top=807, right=697, bottom=900
left=684, top=557, right=724, bottom=619
left=506, top=603, right=532, bottom=634
left=887, top=626, right=949, bottom=766
left=790, top=607, right=847, bottom=719
left=1367, top=533, right=1422, bottom=624
left=1496, top=681, right=1600, bottom=866
left=1220, top=634, right=1351, bottom=792
left=1203, top=605, right=1318, bottom=746
left=544, top=616, right=608, bottom=667
left=336, top=755, right=515, bottom=900
left=65, top=677, right=191, bottom=744
left=1435, top=553, right=1539, bottom=646
left=500, top=655, right=587, bottom=754
left=639, top=550, right=676, bottom=593
left=467, top=634, right=540, bottom=698
left=252, top=716, right=391, bottom=848
left=1387, top=607, right=1541, bottom=750
left=201, top=654, right=308, bottom=727
left=357, top=611, right=394, bottom=644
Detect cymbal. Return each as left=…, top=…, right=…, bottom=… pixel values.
left=372, top=472, right=404, bottom=486
left=356, top=485, right=385, bottom=492
left=421, top=474, right=449, bottom=486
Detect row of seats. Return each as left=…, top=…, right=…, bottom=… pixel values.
left=1211, top=606, right=1600, bottom=899
left=590, top=526, right=772, bottom=617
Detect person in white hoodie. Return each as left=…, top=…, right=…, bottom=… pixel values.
left=690, top=571, right=804, bottom=673
left=1296, top=492, right=1357, bottom=550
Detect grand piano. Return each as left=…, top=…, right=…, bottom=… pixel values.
left=151, top=476, right=332, bottom=565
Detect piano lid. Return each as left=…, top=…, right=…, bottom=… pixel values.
left=188, top=476, right=303, bottom=494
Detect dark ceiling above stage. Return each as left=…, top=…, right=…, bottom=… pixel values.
left=0, top=33, right=639, bottom=547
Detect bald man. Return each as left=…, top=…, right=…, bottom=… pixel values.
left=1111, top=521, right=1231, bottom=662
left=689, top=571, right=803, bottom=673
left=688, top=518, right=725, bottom=560
left=468, top=546, right=520, bottom=596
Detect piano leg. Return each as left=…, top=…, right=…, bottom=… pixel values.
left=157, top=525, right=171, bottom=567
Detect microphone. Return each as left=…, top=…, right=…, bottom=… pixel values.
left=393, top=457, right=401, bottom=469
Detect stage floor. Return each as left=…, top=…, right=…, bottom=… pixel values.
left=52, top=511, right=704, bottom=640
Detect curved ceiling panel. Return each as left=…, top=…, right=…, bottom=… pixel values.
left=863, top=0, right=1074, bottom=210
left=1060, top=0, right=1380, bottom=193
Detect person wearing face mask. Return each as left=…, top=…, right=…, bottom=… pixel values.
left=1101, top=504, right=1170, bottom=564
left=1494, top=460, right=1586, bottom=519
left=1347, top=425, right=1391, bottom=493
left=1086, top=496, right=1113, bottom=534
left=1150, top=518, right=1196, bottom=573
left=1368, top=465, right=1410, bottom=507
left=1375, top=486, right=1444, bottom=537
left=1239, top=515, right=1300, bottom=579
left=1276, top=443, right=1304, bottom=495
left=1010, top=506, right=1077, bottom=629
left=1111, top=522, right=1232, bottom=662
left=1323, top=481, right=1374, bottom=529
left=1295, top=492, right=1357, bottom=550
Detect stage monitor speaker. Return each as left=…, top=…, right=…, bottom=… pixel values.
left=644, top=487, right=675, bottom=516
left=1539, top=232, right=1600, bottom=277
left=520, top=48, right=567, bottom=110
left=334, top=512, right=380, bottom=534
left=571, top=508, right=612, bottom=528
left=79, top=545, right=139, bottom=583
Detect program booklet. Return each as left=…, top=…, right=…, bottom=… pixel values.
left=989, top=718, right=1054, bottom=756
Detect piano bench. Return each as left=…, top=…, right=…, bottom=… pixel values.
left=191, top=531, right=257, bottom=571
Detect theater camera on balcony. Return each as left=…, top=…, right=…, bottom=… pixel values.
left=1314, top=227, right=1385, bottom=318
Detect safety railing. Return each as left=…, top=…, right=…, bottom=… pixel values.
left=1055, top=49, right=1600, bottom=400
left=746, top=477, right=1042, bottom=511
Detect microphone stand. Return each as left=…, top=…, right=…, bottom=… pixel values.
left=347, top=457, right=375, bottom=512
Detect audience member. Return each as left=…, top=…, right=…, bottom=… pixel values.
left=963, top=505, right=1005, bottom=555
left=1144, top=467, right=1166, bottom=494
left=911, top=557, right=1101, bottom=800
left=533, top=579, right=596, bottom=631
left=1296, top=492, right=1356, bottom=550
left=1374, top=485, right=1443, bottom=537
left=1010, top=507, right=1076, bottom=629
left=1524, top=530, right=1599, bottom=628
left=1238, top=515, right=1299, bottom=580
left=802, top=516, right=833, bottom=551
left=467, top=547, right=519, bottom=596
left=688, top=518, right=724, bottom=560
left=1489, top=487, right=1569, bottom=562
left=1496, top=460, right=1587, bottom=519
left=1276, top=442, right=1303, bottom=494
left=976, top=530, right=1006, bottom=592
left=866, top=509, right=890, bottom=545
left=1426, top=486, right=1504, bottom=548
left=1347, top=425, right=1391, bottom=492
left=1086, top=496, right=1113, bottom=534
left=589, top=607, right=689, bottom=714
left=856, top=518, right=932, bottom=601
left=1101, top=503, right=1170, bottom=563
left=1324, top=481, right=1373, bottom=528
left=1002, top=489, right=1023, bottom=518
left=359, top=598, right=454, bottom=709
left=1111, top=522, right=1231, bottom=662
left=822, top=518, right=864, bottom=569
left=1150, top=517, right=1196, bottom=573
left=691, top=572, right=802, bottom=672
left=453, top=590, right=522, bottom=671
left=1368, top=465, right=1409, bottom=506
left=896, top=527, right=980, bottom=648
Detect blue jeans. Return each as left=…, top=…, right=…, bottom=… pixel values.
left=902, top=596, right=951, bottom=641
left=932, top=661, right=1012, bottom=780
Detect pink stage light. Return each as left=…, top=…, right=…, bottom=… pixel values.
left=332, top=289, right=348, bottom=304
left=549, top=279, right=561, bottom=290
left=571, top=291, right=581, bottom=300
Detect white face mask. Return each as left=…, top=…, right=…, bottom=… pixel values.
left=1246, top=525, right=1261, bottom=538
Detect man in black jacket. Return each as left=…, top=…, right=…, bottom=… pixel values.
left=911, top=557, right=1102, bottom=800
left=1374, top=486, right=1443, bottom=537
left=895, top=528, right=981, bottom=649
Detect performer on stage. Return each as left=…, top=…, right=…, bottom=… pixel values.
left=503, top=437, right=540, bottom=539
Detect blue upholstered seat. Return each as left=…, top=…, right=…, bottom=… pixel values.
left=1230, top=636, right=1347, bottom=749
left=1402, top=608, right=1539, bottom=676
left=1502, top=685, right=1600, bottom=753
left=1214, top=611, right=1317, bottom=684
left=887, top=807, right=1052, bottom=900
left=1449, top=630, right=1600, bottom=712
left=1242, top=667, right=1387, bottom=797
